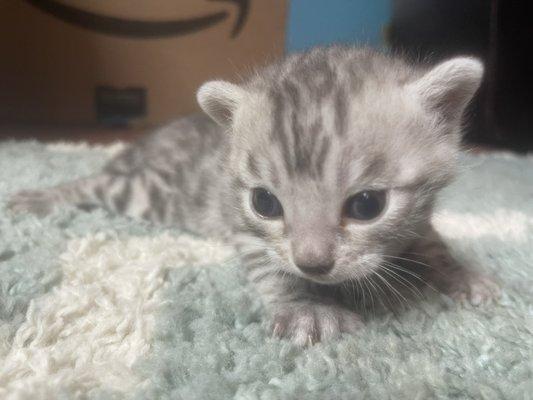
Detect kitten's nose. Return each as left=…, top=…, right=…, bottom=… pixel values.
left=292, top=238, right=335, bottom=276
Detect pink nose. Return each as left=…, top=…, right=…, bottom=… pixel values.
left=292, top=237, right=335, bottom=276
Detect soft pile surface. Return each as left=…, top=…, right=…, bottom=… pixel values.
left=0, top=141, right=531, bottom=400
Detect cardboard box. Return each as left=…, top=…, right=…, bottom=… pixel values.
left=0, top=0, right=287, bottom=125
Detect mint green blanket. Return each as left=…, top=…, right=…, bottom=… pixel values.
left=0, top=141, right=531, bottom=399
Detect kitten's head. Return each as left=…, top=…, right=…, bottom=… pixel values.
left=197, top=47, right=483, bottom=284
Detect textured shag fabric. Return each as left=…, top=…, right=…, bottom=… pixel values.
left=0, top=141, right=531, bottom=400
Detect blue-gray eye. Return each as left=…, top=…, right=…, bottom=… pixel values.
left=251, top=188, right=283, bottom=218
left=344, top=191, right=386, bottom=221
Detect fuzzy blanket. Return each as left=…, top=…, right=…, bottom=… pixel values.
left=0, top=141, right=531, bottom=400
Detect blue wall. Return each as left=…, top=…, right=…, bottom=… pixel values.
left=286, top=0, right=390, bottom=52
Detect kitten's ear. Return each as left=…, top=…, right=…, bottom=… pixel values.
left=408, top=57, right=484, bottom=122
left=197, top=80, right=245, bottom=126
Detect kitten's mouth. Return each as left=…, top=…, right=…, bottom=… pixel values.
left=291, top=258, right=377, bottom=285
left=295, top=270, right=345, bottom=285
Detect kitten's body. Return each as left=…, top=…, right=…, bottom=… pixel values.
left=9, top=47, right=499, bottom=345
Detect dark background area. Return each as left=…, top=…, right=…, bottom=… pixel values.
left=390, top=0, right=533, bottom=151
left=1, top=0, right=532, bottom=151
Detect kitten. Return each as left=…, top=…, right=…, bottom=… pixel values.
left=8, top=47, right=500, bottom=346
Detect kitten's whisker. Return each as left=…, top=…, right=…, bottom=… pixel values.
left=381, top=260, right=424, bottom=281
left=367, top=275, right=381, bottom=308
left=381, top=263, right=424, bottom=296
left=361, top=276, right=376, bottom=318
left=403, top=229, right=423, bottom=239
left=399, top=251, right=452, bottom=278
left=363, top=260, right=410, bottom=309
left=377, top=263, right=424, bottom=301
left=351, top=280, right=358, bottom=310
left=367, top=271, right=391, bottom=309
left=381, top=254, right=436, bottom=270
left=372, top=270, right=409, bottom=310
left=381, top=261, right=439, bottom=294
left=358, top=276, right=367, bottom=309
left=382, top=269, right=422, bottom=305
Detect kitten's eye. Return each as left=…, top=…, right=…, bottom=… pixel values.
left=344, top=190, right=386, bottom=221
left=251, top=188, right=283, bottom=218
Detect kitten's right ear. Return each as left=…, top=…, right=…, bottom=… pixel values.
left=197, top=80, right=245, bottom=126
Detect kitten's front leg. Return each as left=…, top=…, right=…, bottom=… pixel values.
left=413, top=227, right=501, bottom=306
left=248, top=264, right=362, bottom=346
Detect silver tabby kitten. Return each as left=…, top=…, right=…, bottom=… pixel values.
left=9, top=47, right=499, bottom=346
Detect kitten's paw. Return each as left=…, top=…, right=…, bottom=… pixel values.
left=271, top=302, right=362, bottom=346
left=7, top=189, right=58, bottom=216
left=448, top=273, right=501, bottom=306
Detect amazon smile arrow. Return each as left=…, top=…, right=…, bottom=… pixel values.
left=24, top=0, right=250, bottom=38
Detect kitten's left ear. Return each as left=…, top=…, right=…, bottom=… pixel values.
left=408, top=57, right=484, bottom=122
left=197, top=80, right=245, bottom=127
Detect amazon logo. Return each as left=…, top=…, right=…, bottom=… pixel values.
left=24, top=0, right=250, bottom=38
